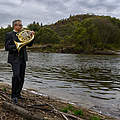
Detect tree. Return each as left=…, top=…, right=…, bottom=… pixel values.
left=27, top=22, right=41, bottom=32
left=35, top=27, right=60, bottom=44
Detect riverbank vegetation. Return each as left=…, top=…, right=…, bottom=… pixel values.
left=1, top=14, right=120, bottom=54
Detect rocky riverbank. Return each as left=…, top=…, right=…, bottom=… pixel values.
left=0, top=82, right=117, bottom=120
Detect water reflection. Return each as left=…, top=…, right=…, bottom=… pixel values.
left=1, top=51, right=120, bottom=118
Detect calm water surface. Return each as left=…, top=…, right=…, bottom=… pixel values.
left=1, top=51, right=120, bottom=119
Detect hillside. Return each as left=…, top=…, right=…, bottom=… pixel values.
left=47, top=14, right=98, bottom=37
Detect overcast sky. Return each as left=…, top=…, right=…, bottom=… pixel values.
left=0, top=0, right=120, bottom=27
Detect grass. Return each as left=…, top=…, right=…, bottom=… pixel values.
left=2, top=87, right=7, bottom=92
left=60, top=104, right=83, bottom=116
left=73, top=109, right=83, bottom=116
left=61, top=107, right=68, bottom=113
left=61, top=104, right=102, bottom=120
left=90, top=116, right=101, bottom=120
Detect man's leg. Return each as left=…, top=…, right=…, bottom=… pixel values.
left=11, top=62, right=21, bottom=98
left=16, top=62, right=26, bottom=97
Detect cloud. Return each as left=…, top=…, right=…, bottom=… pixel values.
left=0, top=0, right=120, bottom=27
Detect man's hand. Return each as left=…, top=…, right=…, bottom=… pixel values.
left=30, top=31, right=35, bottom=36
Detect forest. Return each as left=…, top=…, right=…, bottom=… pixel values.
left=1, top=14, right=120, bottom=54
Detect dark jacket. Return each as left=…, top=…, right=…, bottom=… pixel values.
left=5, top=31, right=34, bottom=63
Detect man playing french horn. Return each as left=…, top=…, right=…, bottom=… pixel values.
left=5, top=20, right=35, bottom=104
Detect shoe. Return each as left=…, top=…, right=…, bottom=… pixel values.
left=17, top=95, right=24, bottom=99
left=12, top=97, right=18, bottom=104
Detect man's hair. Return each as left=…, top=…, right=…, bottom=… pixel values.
left=12, top=19, right=22, bottom=27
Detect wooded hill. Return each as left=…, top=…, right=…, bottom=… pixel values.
left=1, top=14, right=120, bottom=53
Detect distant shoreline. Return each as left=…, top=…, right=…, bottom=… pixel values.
left=1, top=44, right=120, bottom=55
left=28, top=44, right=120, bottom=55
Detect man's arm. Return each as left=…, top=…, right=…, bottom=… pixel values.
left=5, top=32, right=17, bottom=52
left=27, top=39, right=34, bottom=47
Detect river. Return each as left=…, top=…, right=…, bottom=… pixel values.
left=1, top=50, right=120, bottom=119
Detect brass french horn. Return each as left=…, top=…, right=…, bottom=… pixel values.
left=14, top=30, right=34, bottom=52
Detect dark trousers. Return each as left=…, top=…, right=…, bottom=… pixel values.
left=11, top=59, right=26, bottom=98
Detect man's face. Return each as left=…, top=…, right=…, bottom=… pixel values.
left=14, top=21, right=22, bottom=32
